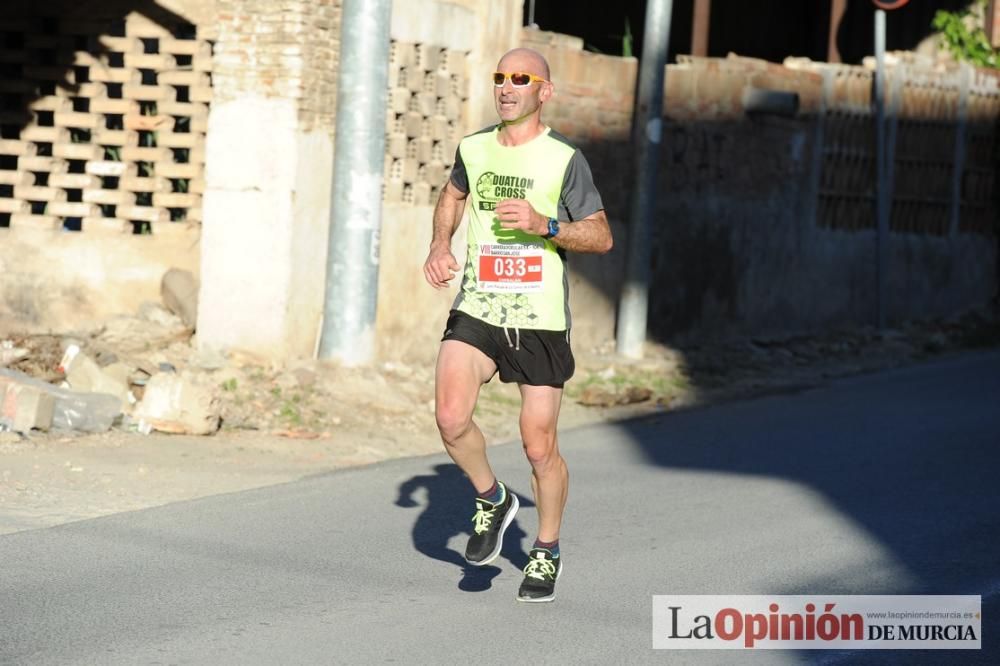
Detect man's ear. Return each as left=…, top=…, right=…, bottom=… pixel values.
left=539, top=82, right=554, bottom=103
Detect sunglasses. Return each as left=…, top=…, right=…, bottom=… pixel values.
left=492, top=71, right=548, bottom=88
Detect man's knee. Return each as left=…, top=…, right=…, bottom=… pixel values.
left=436, top=400, right=474, bottom=443
left=522, top=434, right=559, bottom=469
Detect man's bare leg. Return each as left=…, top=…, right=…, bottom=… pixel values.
left=518, top=384, right=567, bottom=542
left=435, top=340, right=497, bottom=492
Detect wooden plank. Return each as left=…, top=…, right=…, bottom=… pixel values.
left=122, top=146, right=171, bottom=161
left=93, top=129, right=139, bottom=146
left=186, top=146, right=206, bottom=164
left=120, top=176, right=170, bottom=192
left=87, top=66, right=139, bottom=84
left=117, top=204, right=168, bottom=222
left=0, top=171, right=32, bottom=186
left=46, top=201, right=99, bottom=217
left=81, top=217, right=130, bottom=234
left=150, top=220, right=197, bottom=234
left=54, top=111, right=102, bottom=129
left=192, top=55, right=212, bottom=72
left=153, top=162, right=200, bottom=178
left=189, top=86, right=212, bottom=103
left=14, top=185, right=66, bottom=202
left=0, top=198, right=29, bottom=214
left=48, top=173, right=99, bottom=189
left=9, top=213, right=60, bottom=230
left=159, top=39, right=211, bottom=57
left=90, top=98, right=139, bottom=114
left=152, top=192, right=198, bottom=207
left=27, top=96, right=72, bottom=112
left=123, top=84, right=176, bottom=101
left=157, top=101, right=208, bottom=117
left=158, top=71, right=210, bottom=87
left=0, top=140, right=36, bottom=156
left=55, top=83, right=104, bottom=98
left=21, top=126, right=69, bottom=143
left=85, top=161, right=136, bottom=177
left=124, top=53, right=177, bottom=70
left=124, top=12, right=176, bottom=38
left=52, top=143, right=101, bottom=160
left=83, top=189, right=136, bottom=205
left=124, top=114, right=174, bottom=131
left=97, top=36, right=142, bottom=53
left=156, top=132, right=199, bottom=148
left=18, top=156, right=61, bottom=172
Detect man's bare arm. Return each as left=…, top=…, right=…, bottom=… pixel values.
left=423, top=181, right=468, bottom=289
left=547, top=210, right=613, bottom=254
left=494, top=199, right=613, bottom=254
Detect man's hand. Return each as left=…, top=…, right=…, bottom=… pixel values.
left=496, top=199, right=547, bottom=236
left=423, top=243, right=461, bottom=289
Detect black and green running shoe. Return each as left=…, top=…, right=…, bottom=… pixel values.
left=464, top=484, right=519, bottom=565
left=516, top=548, right=562, bottom=602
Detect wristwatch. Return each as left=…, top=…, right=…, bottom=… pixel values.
left=542, top=217, right=560, bottom=239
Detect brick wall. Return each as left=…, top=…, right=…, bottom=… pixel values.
left=213, top=0, right=340, bottom=133
left=0, top=6, right=211, bottom=235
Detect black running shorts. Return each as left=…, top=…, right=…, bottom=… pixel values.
left=441, top=310, right=575, bottom=388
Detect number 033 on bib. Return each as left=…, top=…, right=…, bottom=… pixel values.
left=477, top=243, right=545, bottom=293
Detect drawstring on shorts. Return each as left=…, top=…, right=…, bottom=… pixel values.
left=503, top=326, right=520, bottom=351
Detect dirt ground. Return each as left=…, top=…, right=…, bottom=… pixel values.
left=2, top=304, right=998, bottom=535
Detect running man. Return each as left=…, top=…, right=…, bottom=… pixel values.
left=423, top=47, right=612, bottom=602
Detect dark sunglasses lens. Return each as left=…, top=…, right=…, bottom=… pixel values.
left=493, top=73, right=506, bottom=85
left=510, top=73, right=531, bottom=86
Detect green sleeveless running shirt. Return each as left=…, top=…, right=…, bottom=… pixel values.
left=449, top=125, right=604, bottom=331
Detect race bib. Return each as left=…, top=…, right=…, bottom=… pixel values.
left=477, top=242, right=544, bottom=292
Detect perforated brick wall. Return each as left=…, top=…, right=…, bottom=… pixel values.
left=0, top=12, right=211, bottom=235
left=382, top=40, right=468, bottom=206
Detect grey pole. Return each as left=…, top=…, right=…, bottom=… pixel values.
left=319, top=0, right=392, bottom=365
left=874, top=8, right=888, bottom=331
left=616, top=0, right=673, bottom=359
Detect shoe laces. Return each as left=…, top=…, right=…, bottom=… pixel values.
left=523, top=556, right=556, bottom=581
left=472, top=502, right=496, bottom=535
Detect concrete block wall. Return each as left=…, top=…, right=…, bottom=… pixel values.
left=0, top=10, right=210, bottom=234
left=382, top=41, right=468, bottom=207
left=0, top=2, right=209, bottom=334
left=522, top=33, right=998, bottom=344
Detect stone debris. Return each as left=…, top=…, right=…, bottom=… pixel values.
left=161, top=268, right=200, bottom=330
left=132, top=371, right=221, bottom=436
left=0, top=367, right=121, bottom=433
left=59, top=345, right=132, bottom=406
left=0, top=380, right=55, bottom=432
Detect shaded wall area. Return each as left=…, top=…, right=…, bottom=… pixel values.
left=526, top=29, right=999, bottom=345
left=0, top=0, right=208, bottom=334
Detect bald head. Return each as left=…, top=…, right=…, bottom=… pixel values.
left=497, top=48, right=550, bottom=81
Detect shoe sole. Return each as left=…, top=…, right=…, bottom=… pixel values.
left=516, top=559, right=562, bottom=603
left=465, top=493, right=519, bottom=567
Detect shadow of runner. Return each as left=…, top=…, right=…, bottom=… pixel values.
left=395, top=463, right=536, bottom=592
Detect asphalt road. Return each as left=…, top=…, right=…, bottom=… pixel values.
left=1, top=351, right=998, bottom=665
